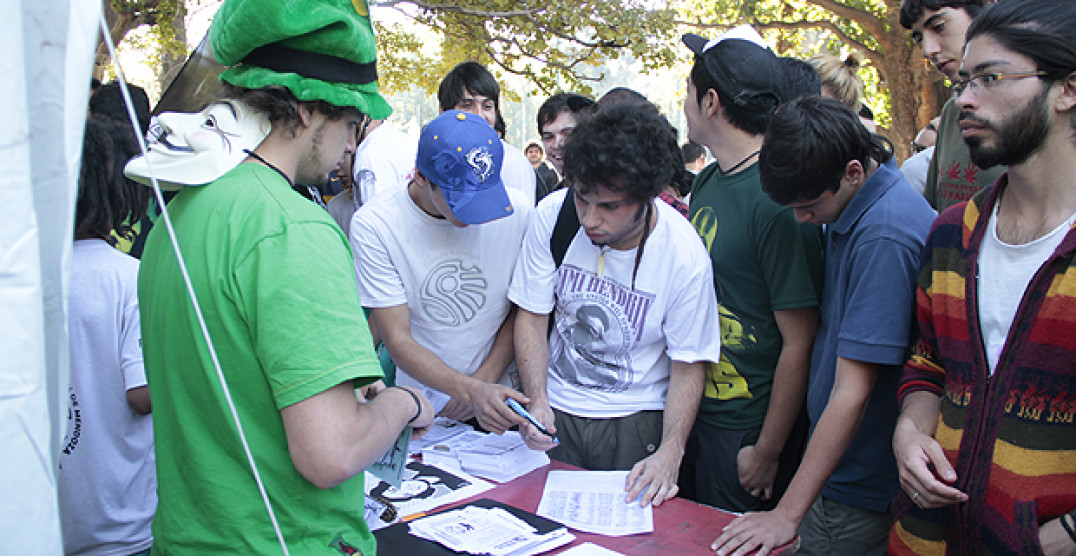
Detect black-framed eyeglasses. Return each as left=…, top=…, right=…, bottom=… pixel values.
left=952, top=71, right=1049, bottom=97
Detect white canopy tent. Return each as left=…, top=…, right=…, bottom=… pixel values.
left=1, top=1, right=101, bottom=551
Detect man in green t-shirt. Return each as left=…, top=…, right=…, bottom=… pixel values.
left=900, top=0, right=1004, bottom=211
left=137, top=1, right=433, bottom=554
left=679, top=25, right=824, bottom=513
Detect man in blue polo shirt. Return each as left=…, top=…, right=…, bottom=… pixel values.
left=711, top=97, right=936, bottom=555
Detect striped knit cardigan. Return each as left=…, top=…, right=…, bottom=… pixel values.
left=888, top=180, right=1076, bottom=555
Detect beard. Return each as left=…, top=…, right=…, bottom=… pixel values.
left=962, top=86, right=1052, bottom=169
left=295, top=123, right=335, bottom=186
left=587, top=202, right=648, bottom=248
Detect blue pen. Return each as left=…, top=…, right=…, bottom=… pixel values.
left=506, top=398, right=560, bottom=445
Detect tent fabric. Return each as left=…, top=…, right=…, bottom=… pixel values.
left=0, top=0, right=100, bottom=552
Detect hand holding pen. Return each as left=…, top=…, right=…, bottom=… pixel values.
left=507, top=398, right=560, bottom=450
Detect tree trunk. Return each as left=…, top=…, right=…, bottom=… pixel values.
left=93, top=0, right=166, bottom=79
left=157, top=7, right=187, bottom=94
left=857, top=5, right=937, bottom=164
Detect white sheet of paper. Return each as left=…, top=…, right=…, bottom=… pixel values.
left=559, top=543, right=625, bottom=555
left=408, top=506, right=574, bottom=556
left=536, top=470, right=654, bottom=536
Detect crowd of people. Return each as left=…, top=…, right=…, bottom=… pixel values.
left=60, top=0, right=1076, bottom=554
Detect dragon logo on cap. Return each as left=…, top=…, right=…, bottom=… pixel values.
left=465, top=147, right=494, bottom=183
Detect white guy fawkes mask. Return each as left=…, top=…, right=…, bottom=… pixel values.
left=124, top=99, right=270, bottom=190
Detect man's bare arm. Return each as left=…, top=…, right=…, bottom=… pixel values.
left=126, top=386, right=152, bottom=415
left=514, top=307, right=557, bottom=450
left=713, top=356, right=880, bottom=556
left=373, top=304, right=525, bottom=432
left=625, top=359, right=705, bottom=507
left=440, top=307, right=518, bottom=424
left=282, top=383, right=434, bottom=489
left=738, top=306, right=818, bottom=499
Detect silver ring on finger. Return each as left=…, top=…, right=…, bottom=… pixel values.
left=911, top=491, right=920, bottom=501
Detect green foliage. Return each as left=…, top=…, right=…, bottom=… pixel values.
left=100, top=0, right=187, bottom=79
left=373, top=0, right=682, bottom=97
left=676, top=0, right=897, bottom=127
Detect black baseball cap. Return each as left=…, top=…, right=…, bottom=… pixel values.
left=683, top=25, right=783, bottom=114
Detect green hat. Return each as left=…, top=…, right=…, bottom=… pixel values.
left=209, top=0, right=391, bottom=119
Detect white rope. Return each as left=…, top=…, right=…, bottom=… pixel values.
left=97, top=17, right=292, bottom=556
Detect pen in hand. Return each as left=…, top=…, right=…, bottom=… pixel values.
left=506, top=398, right=560, bottom=446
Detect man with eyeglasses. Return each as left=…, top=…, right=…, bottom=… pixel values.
left=900, top=0, right=1004, bottom=211
left=889, top=1, right=1076, bottom=553
left=901, top=117, right=941, bottom=195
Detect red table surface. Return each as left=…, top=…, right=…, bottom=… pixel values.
left=416, top=460, right=794, bottom=555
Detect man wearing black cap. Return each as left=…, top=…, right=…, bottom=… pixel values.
left=137, top=1, right=433, bottom=553
left=678, top=25, right=824, bottom=516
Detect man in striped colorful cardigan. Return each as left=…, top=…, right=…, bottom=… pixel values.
left=889, top=1, right=1076, bottom=554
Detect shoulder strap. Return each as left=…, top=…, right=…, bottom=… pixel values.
left=547, top=187, right=579, bottom=338
left=549, top=187, right=578, bottom=269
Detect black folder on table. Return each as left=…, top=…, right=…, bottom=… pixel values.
left=374, top=498, right=566, bottom=555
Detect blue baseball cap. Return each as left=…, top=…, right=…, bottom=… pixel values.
left=416, top=110, right=513, bottom=225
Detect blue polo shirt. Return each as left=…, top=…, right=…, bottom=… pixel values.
left=806, top=158, right=936, bottom=512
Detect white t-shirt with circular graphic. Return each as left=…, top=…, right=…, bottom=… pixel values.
left=351, top=187, right=533, bottom=412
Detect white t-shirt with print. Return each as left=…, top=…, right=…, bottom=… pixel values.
left=351, top=121, right=418, bottom=207
left=508, top=189, right=721, bottom=418
left=351, top=187, right=533, bottom=412
left=60, top=239, right=155, bottom=555
left=331, top=122, right=418, bottom=237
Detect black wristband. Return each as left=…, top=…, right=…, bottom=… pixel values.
left=393, top=387, right=422, bottom=425
left=1061, top=512, right=1076, bottom=544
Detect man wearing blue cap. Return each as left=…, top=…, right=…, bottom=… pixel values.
left=137, top=0, right=433, bottom=553
left=351, top=110, right=533, bottom=434
left=438, top=61, right=538, bottom=206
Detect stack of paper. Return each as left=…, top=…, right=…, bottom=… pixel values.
left=408, top=505, right=574, bottom=555
left=421, top=430, right=490, bottom=471
left=421, top=430, right=550, bottom=483
left=457, top=431, right=550, bottom=483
